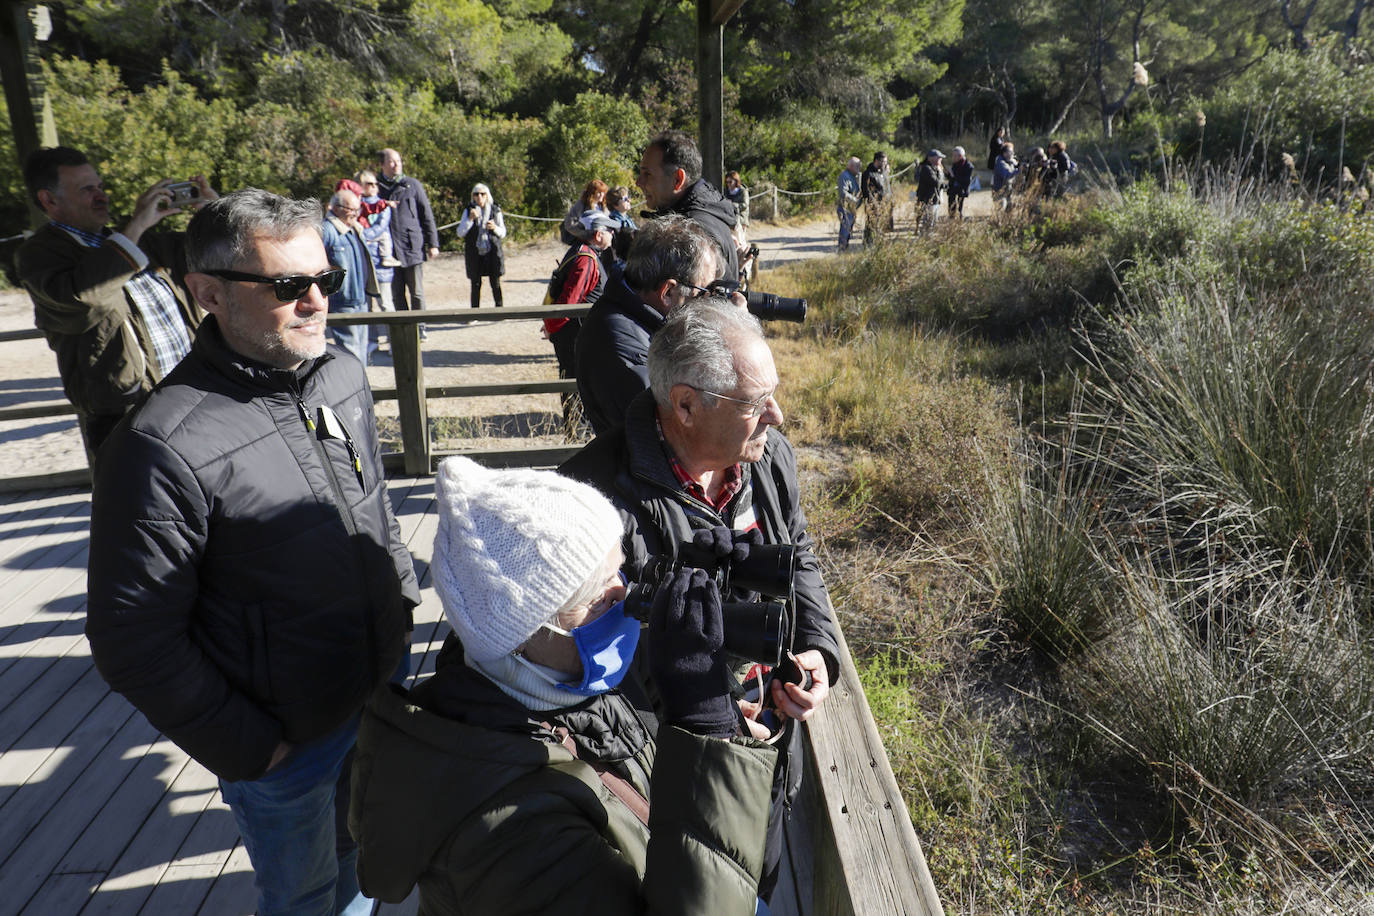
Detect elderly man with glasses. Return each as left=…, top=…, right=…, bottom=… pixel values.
left=561, top=297, right=840, bottom=904
left=86, top=188, right=420, bottom=916
left=321, top=187, right=379, bottom=365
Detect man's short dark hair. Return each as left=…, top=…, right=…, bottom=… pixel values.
left=647, top=131, right=702, bottom=185
left=623, top=215, right=714, bottom=293
left=873, top=151, right=887, bottom=162
left=23, top=146, right=90, bottom=208
left=186, top=189, right=323, bottom=273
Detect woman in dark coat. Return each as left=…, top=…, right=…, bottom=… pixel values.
left=457, top=183, right=506, bottom=307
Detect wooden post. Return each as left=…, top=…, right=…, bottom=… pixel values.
left=0, top=1, right=57, bottom=229
left=389, top=320, right=430, bottom=476
left=696, top=0, right=724, bottom=189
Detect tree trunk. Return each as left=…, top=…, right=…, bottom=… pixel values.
left=1344, top=0, right=1370, bottom=45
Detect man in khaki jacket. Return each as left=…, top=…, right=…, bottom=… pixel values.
left=17, top=146, right=211, bottom=466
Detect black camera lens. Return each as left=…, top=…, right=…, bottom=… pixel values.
left=745, top=291, right=807, bottom=323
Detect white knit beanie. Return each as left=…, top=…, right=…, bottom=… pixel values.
left=432, top=456, right=625, bottom=663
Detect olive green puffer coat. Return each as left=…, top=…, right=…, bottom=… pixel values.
left=349, top=639, right=778, bottom=916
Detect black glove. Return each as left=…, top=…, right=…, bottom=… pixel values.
left=648, top=568, right=737, bottom=739
left=688, top=525, right=762, bottom=564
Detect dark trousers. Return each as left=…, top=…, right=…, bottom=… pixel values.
left=391, top=263, right=425, bottom=312
left=470, top=277, right=503, bottom=308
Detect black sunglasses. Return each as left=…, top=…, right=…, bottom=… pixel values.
left=202, top=267, right=345, bottom=302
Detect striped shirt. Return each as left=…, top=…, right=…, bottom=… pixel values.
left=53, top=221, right=192, bottom=377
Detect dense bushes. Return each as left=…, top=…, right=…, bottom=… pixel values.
left=767, top=167, right=1374, bottom=909
left=0, top=54, right=896, bottom=239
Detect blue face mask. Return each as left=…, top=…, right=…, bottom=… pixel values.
left=547, top=600, right=641, bottom=696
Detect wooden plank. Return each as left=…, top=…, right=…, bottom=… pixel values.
left=57, top=739, right=193, bottom=874
left=370, top=378, right=578, bottom=403
left=0, top=657, right=108, bottom=782
left=802, top=622, right=944, bottom=916
left=86, top=755, right=221, bottom=915
left=431, top=444, right=584, bottom=470
left=0, top=538, right=86, bottom=618
left=140, top=792, right=243, bottom=914
left=20, top=873, right=102, bottom=916
left=326, top=304, right=588, bottom=325
left=0, top=469, right=90, bottom=493
left=0, top=589, right=85, bottom=682
left=0, top=401, right=76, bottom=422
left=0, top=327, right=45, bottom=343
left=195, top=842, right=256, bottom=916
left=391, top=322, right=429, bottom=476
left=0, top=705, right=156, bottom=909
left=0, top=687, right=133, bottom=867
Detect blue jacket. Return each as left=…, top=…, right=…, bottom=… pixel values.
left=321, top=216, right=375, bottom=309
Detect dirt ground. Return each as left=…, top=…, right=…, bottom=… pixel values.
left=0, top=189, right=994, bottom=477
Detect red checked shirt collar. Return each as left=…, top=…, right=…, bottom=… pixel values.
left=655, top=417, right=745, bottom=512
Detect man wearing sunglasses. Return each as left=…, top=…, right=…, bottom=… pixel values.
left=17, top=146, right=215, bottom=469
left=86, top=189, right=420, bottom=916
left=562, top=298, right=840, bottom=903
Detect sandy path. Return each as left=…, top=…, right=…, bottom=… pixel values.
left=0, top=188, right=994, bottom=476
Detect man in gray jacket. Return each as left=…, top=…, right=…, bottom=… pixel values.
left=86, top=189, right=420, bottom=916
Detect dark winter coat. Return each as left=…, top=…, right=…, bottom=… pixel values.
left=379, top=173, right=440, bottom=267
left=350, top=638, right=777, bottom=915
left=559, top=391, right=841, bottom=683
left=644, top=179, right=740, bottom=281
left=573, top=269, right=665, bottom=436
left=461, top=203, right=505, bottom=280
left=86, top=317, right=420, bottom=782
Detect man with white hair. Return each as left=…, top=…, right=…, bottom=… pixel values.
left=321, top=187, right=378, bottom=364
left=561, top=297, right=841, bottom=900
left=836, top=155, right=862, bottom=251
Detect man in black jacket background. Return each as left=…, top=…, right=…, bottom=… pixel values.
left=86, top=189, right=420, bottom=916
left=636, top=130, right=740, bottom=282
left=377, top=147, right=439, bottom=332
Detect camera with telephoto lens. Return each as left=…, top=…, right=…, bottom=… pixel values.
left=707, top=279, right=807, bottom=323
left=625, top=539, right=797, bottom=668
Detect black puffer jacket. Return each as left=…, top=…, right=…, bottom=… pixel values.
left=560, top=392, right=840, bottom=683
left=644, top=179, right=739, bottom=281
left=86, top=317, right=420, bottom=782
left=573, top=268, right=665, bottom=436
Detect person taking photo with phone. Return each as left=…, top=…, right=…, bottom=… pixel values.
left=17, top=145, right=216, bottom=470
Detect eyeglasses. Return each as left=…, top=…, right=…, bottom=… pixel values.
left=693, top=385, right=777, bottom=417
left=202, top=268, right=345, bottom=302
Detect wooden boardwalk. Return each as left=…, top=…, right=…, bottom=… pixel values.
left=0, top=479, right=448, bottom=916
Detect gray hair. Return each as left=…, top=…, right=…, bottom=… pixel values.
left=648, top=298, right=764, bottom=407
left=624, top=215, right=716, bottom=292
left=186, top=189, right=322, bottom=273
left=553, top=546, right=625, bottom=630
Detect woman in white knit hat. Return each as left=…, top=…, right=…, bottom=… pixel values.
left=349, top=456, right=778, bottom=915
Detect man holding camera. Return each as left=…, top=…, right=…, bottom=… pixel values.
left=17, top=146, right=214, bottom=466
left=562, top=297, right=840, bottom=899
left=573, top=214, right=724, bottom=435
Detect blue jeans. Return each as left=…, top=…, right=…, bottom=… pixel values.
left=837, top=206, right=856, bottom=249
left=328, top=302, right=369, bottom=366
left=219, top=717, right=372, bottom=916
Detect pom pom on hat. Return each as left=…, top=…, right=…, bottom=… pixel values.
left=432, top=456, right=624, bottom=663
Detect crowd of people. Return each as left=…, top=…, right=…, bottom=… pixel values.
left=15, top=128, right=832, bottom=916
left=834, top=130, right=1077, bottom=247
